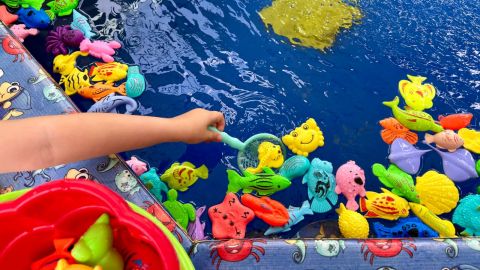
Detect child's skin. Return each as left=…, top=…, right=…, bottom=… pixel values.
left=0, top=108, right=225, bottom=173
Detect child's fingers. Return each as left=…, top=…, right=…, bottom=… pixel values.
left=211, top=111, right=225, bottom=131
left=207, top=130, right=222, bottom=142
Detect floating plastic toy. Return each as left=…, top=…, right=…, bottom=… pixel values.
left=383, top=96, right=444, bottom=133
left=372, top=163, right=419, bottom=203
left=388, top=138, right=431, bottom=175
left=282, top=118, right=324, bottom=156
left=126, top=156, right=147, bottom=176
left=10, top=24, right=38, bottom=42
left=45, top=0, right=79, bottom=19
left=160, top=162, right=208, bottom=192
left=335, top=161, right=366, bottom=211
left=71, top=10, right=95, bottom=39
left=379, top=117, right=418, bottom=145
left=438, top=113, right=473, bottom=130
left=302, top=158, right=338, bottom=213
left=452, top=194, right=480, bottom=236
left=246, top=141, right=284, bottom=174
left=409, top=202, right=456, bottom=238
left=55, top=259, right=101, bottom=270
left=458, top=128, right=480, bottom=154
left=89, top=62, right=128, bottom=83
left=424, top=143, right=478, bottom=182
left=208, top=193, right=255, bottom=239
left=278, top=155, right=310, bottom=180
left=425, top=130, right=464, bottom=152
left=359, top=188, right=410, bottom=220
left=477, top=160, right=480, bottom=177
left=17, top=7, right=50, bottom=29
left=71, top=214, right=124, bottom=270
left=241, top=194, right=289, bottom=227
left=163, top=189, right=196, bottom=229
left=264, top=200, right=313, bottom=236
left=52, top=51, right=90, bottom=95
left=336, top=203, right=369, bottom=238
left=187, top=206, right=207, bottom=241
left=373, top=217, right=439, bottom=238
left=227, top=167, right=291, bottom=196
left=87, top=93, right=138, bottom=114
left=0, top=5, right=18, bottom=26
left=3, top=0, right=43, bottom=9
left=46, top=25, right=85, bottom=56
left=80, top=39, right=121, bottom=63
left=78, top=82, right=126, bottom=102
left=416, top=170, right=459, bottom=215
left=125, top=66, right=146, bottom=98
left=139, top=168, right=169, bottom=202
left=398, top=75, right=436, bottom=111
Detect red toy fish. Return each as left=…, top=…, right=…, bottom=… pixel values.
left=241, top=194, right=289, bottom=227
left=438, top=113, right=473, bottom=130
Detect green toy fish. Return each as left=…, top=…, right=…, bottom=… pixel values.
left=46, top=0, right=79, bottom=19
left=2, top=0, right=44, bottom=9
left=372, top=163, right=420, bottom=203
left=227, top=167, right=291, bottom=196
left=383, top=96, right=444, bottom=133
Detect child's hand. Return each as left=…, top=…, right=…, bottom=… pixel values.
left=172, top=108, right=225, bottom=144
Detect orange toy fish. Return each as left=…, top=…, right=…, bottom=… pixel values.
left=438, top=113, right=473, bottom=131
left=379, top=117, right=418, bottom=145
left=240, top=194, right=289, bottom=227
left=78, top=82, right=126, bottom=102
left=89, top=62, right=128, bottom=83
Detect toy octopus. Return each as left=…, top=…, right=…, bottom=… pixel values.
left=46, top=25, right=85, bottom=56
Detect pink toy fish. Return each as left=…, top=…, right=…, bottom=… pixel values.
left=425, top=130, right=464, bottom=152
left=10, top=24, right=38, bottom=42
left=79, top=39, right=121, bottom=63
left=335, top=161, right=366, bottom=211
left=126, top=156, right=148, bottom=176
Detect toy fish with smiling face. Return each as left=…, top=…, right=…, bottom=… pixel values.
left=282, top=118, right=325, bottom=156
left=160, top=162, right=208, bottom=192
left=359, top=188, right=410, bottom=220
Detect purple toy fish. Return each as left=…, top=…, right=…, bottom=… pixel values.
left=187, top=205, right=207, bottom=240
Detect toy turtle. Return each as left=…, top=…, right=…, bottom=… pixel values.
left=162, top=189, right=196, bottom=229
left=45, top=0, right=79, bottom=19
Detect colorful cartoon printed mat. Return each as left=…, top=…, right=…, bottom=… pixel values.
left=0, top=16, right=479, bottom=270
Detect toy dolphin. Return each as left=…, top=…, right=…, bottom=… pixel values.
left=424, top=143, right=478, bottom=182
left=87, top=93, right=138, bottom=114
left=373, top=217, right=439, bottom=238
left=264, top=200, right=314, bottom=235
left=71, top=9, right=95, bottom=39
left=388, top=138, right=430, bottom=174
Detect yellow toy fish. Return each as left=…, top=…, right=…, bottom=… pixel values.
left=246, top=141, right=284, bottom=174
left=282, top=118, right=324, bottom=157
left=53, top=51, right=91, bottom=95
left=359, top=188, right=410, bottom=220
left=416, top=171, right=459, bottom=215
left=409, top=202, right=457, bottom=238
left=337, top=203, right=369, bottom=238
left=458, top=128, right=480, bottom=154
left=160, top=162, right=209, bottom=191
left=398, top=75, right=436, bottom=111
left=55, top=259, right=102, bottom=270
left=89, top=62, right=128, bottom=83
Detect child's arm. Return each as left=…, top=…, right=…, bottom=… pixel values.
left=0, top=109, right=225, bottom=173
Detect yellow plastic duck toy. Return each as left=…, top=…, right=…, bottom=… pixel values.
left=53, top=51, right=91, bottom=95
left=409, top=203, right=457, bottom=238
left=398, top=75, right=436, bottom=111
left=336, top=203, right=369, bottom=238
left=282, top=118, right=324, bottom=157
left=458, top=128, right=480, bottom=154
left=55, top=259, right=102, bottom=270
left=246, top=141, right=285, bottom=173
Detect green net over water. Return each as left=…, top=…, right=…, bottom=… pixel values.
left=259, top=0, right=362, bottom=51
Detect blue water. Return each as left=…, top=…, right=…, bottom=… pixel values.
left=29, top=0, right=480, bottom=238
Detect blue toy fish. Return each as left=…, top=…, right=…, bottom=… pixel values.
left=373, top=217, right=439, bottom=238
left=126, top=66, right=146, bottom=98
left=264, top=200, right=314, bottom=236
left=279, top=155, right=310, bottom=180
left=140, top=168, right=169, bottom=202
left=71, top=10, right=95, bottom=39
left=17, top=7, right=50, bottom=29
left=453, top=194, right=480, bottom=236
left=87, top=93, right=138, bottom=114
left=302, top=158, right=338, bottom=213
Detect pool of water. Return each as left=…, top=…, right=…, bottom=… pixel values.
left=30, top=0, right=480, bottom=238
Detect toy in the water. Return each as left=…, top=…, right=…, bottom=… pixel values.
left=0, top=5, right=18, bottom=26
left=438, top=113, right=473, bottom=130
left=335, top=160, right=366, bottom=211
left=425, top=130, right=464, bottom=152
left=163, top=189, right=196, bottom=229
left=336, top=203, right=369, bottom=238
left=227, top=167, right=291, bottom=196
left=409, top=202, right=456, bottom=238
left=383, top=96, right=444, bottom=133
left=372, top=163, right=419, bottom=203
left=3, top=0, right=44, bottom=9
left=10, top=24, right=38, bottom=42
left=302, top=158, right=338, bottom=213
left=43, top=85, right=65, bottom=103
left=17, top=7, right=50, bottom=29
left=416, top=170, right=459, bottom=215
left=246, top=141, right=284, bottom=174
left=77, top=82, right=126, bottom=102
left=477, top=160, right=480, bottom=177
left=424, top=143, right=478, bottom=182
left=452, top=194, right=480, bottom=236
left=282, top=118, right=324, bottom=157
left=52, top=51, right=90, bottom=95
left=388, top=138, right=431, bottom=174
left=278, top=155, right=310, bottom=180
left=45, top=0, right=78, bottom=19
left=71, top=214, right=124, bottom=270
left=87, top=93, right=138, bottom=114
left=241, top=194, right=289, bottom=227
left=55, top=259, right=102, bottom=270
left=359, top=188, right=410, bottom=220
left=125, top=66, right=146, bottom=98
left=264, top=200, right=313, bottom=235
left=187, top=206, right=207, bottom=241
left=46, top=25, right=85, bottom=56
left=208, top=192, right=255, bottom=239
left=71, top=10, right=95, bottom=39
left=89, top=62, right=128, bottom=83
left=80, top=39, right=121, bottom=63
left=379, top=117, right=418, bottom=145
left=126, top=156, right=147, bottom=176
left=160, top=161, right=208, bottom=192
left=314, top=239, right=346, bottom=257
left=458, top=128, right=480, bottom=154
left=373, top=217, right=439, bottom=238
left=139, top=168, right=168, bottom=202
left=398, top=75, right=436, bottom=111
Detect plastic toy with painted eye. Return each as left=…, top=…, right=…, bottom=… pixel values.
left=282, top=118, right=325, bottom=156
